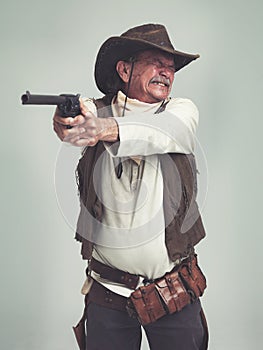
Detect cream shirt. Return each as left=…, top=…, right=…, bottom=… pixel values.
left=82, top=91, right=199, bottom=297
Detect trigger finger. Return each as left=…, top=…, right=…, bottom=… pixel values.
left=70, top=114, right=86, bottom=126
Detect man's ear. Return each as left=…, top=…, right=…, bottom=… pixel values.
left=116, top=61, right=131, bottom=83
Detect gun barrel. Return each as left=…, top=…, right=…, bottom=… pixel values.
left=21, top=91, right=66, bottom=105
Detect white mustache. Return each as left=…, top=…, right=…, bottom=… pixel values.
left=150, top=76, right=170, bottom=87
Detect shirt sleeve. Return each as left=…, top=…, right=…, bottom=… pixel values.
left=106, top=98, right=199, bottom=157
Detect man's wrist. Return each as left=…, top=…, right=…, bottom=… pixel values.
left=99, top=118, right=119, bottom=142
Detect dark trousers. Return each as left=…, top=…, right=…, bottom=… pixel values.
left=86, top=299, right=205, bottom=350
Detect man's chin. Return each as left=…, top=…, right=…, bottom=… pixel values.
left=149, top=86, right=170, bottom=101
left=150, top=92, right=170, bottom=102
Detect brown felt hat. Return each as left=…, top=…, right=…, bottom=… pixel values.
left=94, top=23, right=200, bottom=95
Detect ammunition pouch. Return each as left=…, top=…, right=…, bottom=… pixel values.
left=126, top=255, right=206, bottom=325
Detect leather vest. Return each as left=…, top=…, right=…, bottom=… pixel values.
left=75, top=95, right=206, bottom=262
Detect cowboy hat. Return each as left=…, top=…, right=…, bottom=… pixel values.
left=94, top=23, right=200, bottom=95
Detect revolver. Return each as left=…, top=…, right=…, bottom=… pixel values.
left=21, top=91, right=81, bottom=117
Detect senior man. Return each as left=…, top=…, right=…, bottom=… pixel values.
left=53, top=23, right=208, bottom=350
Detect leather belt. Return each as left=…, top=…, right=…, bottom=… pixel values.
left=88, top=278, right=128, bottom=312
left=88, top=258, right=140, bottom=290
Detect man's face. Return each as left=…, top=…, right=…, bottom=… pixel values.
left=126, top=49, right=176, bottom=103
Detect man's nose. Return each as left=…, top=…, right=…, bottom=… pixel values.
left=159, top=64, right=175, bottom=76
left=159, top=67, right=172, bottom=79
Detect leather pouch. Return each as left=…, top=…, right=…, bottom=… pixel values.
left=127, top=283, right=166, bottom=325
left=127, top=256, right=206, bottom=326
left=155, top=271, right=191, bottom=314
left=179, top=256, right=207, bottom=298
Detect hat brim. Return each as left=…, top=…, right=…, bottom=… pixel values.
left=95, top=36, right=200, bottom=95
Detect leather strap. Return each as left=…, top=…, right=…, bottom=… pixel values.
left=72, top=294, right=89, bottom=350
left=89, top=258, right=140, bottom=290
left=200, top=307, right=209, bottom=350
left=88, top=278, right=128, bottom=312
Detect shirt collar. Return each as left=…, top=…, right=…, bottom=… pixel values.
left=112, top=90, right=167, bottom=117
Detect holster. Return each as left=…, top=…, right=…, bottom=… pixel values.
left=73, top=294, right=89, bottom=350
left=179, top=255, right=206, bottom=299
left=127, top=255, right=206, bottom=325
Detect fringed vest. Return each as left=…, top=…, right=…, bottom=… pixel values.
left=75, top=95, right=206, bottom=262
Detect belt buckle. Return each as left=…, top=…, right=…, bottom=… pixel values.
left=142, top=278, right=155, bottom=286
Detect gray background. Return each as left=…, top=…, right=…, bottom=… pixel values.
left=1, top=0, right=262, bottom=349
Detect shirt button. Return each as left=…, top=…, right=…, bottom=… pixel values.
left=131, top=183, right=137, bottom=191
